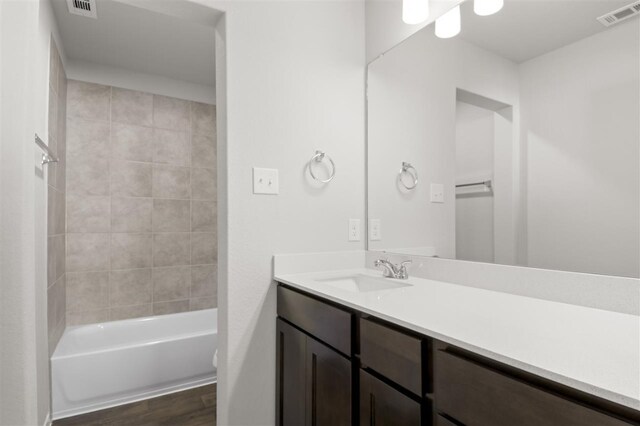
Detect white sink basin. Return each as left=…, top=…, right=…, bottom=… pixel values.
left=315, top=274, right=411, bottom=293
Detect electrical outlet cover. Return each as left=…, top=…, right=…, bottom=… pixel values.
left=430, top=183, right=444, bottom=203
left=348, top=219, right=360, bottom=242
left=370, top=219, right=382, bottom=241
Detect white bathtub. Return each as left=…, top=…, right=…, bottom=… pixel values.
left=51, top=308, right=217, bottom=420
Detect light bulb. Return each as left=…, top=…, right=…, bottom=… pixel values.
left=403, top=0, right=430, bottom=25
left=435, top=5, right=461, bottom=39
left=474, top=0, right=504, bottom=16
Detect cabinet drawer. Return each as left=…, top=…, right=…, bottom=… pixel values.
left=360, top=317, right=423, bottom=395
left=360, top=370, right=421, bottom=426
left=277, top=285, right=352, bottom=356
left=435, top=349, right=632, bottom=426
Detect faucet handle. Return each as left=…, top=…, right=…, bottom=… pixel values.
left=398, top=260, right=412, bottom=279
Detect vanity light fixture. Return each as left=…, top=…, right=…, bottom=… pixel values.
left=435, top=4, right=461, bottom=38
left=474, top=0, right=504, bottom=16
left=403, top=0, right=430, bottom=25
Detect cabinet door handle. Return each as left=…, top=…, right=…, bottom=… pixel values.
left=311, top=353, right=317, bottom=426
left=369, top=393, right=376, bottom=426
left=278, top=331, right=284, bottom=426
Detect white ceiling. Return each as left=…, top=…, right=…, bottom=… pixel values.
left=51, top=0, right=216, bottom=87
left=458, top=0, right=637, bottom=63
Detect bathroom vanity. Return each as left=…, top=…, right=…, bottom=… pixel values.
left=274, top=269, right=640, bottom=426
left=310, top=2, right=640, bottom=421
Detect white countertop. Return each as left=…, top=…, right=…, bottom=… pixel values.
left=275, top=268, right=640, bottom=410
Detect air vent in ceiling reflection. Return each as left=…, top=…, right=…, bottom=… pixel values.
left=67, top=0, right=97, bottom=19
left=597, top=1, right=640, bottom=27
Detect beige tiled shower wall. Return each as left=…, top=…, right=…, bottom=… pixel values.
left=65, top=80, right=217, bottom=326
left=47, top=39, right=68, bottom=354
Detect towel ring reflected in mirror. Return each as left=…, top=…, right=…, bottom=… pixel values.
left=308, top=150, right=336, bottom=183
left=399, top=162, right=418, bottom=190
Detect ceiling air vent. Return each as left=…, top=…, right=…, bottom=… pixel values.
left=67, top=0, right=97, bottom=19
left=597, top=1, right=640, bottom=27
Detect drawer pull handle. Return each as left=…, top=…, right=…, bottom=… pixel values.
left=311, top=354, right=317, bottom=426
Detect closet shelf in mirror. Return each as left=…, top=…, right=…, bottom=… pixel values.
left=455, top=180, right=492, bottom=196
left=455, top=180, right=492, bottom=189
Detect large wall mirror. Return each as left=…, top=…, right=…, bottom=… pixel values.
left=367, top=0, right=640, bottom=278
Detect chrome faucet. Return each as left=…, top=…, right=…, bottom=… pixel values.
left=374, top=259, right=412, bottom=280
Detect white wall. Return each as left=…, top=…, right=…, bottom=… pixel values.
left=367, top=27, right=519, bottom=258
left=37, top=2, right=65, bottom=423
left=368, top=12, right=638, bottom=277
left=455, top=101, right=494, bottom=182
left=455, top=101, right=494, bottom=262
left=520, top=21, right=640, bottom=278
left=134, top=0, right=365, bottom=424
left=212, top=12, right=229, bottom=424
left=65, top=59, right=216, bottom=104
left=219, top=3, right=365, bottom=423
left=25, top=2, right=365, bottom=425
left=0, top=4, right=39, bottom=424
left=3, top=2, right=363, bottom=425
left=365, top=0, right=464, bottom=62
left=368, top=31, right=456, bottom=257
left=0, top=0, right=63, bottom=423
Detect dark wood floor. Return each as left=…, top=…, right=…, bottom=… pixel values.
left=53, top=384, right=216, bottom=426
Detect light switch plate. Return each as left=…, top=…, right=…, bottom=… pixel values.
left=253, top=168, right=279, bottom=195
left=430, top=183, right=444, bottom=203
left=348, top=219, right=360, bottom=242
left=370, top=219, right=382, bottom=241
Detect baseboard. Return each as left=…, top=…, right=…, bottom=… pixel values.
left=43, top=413, right=52, bottom=426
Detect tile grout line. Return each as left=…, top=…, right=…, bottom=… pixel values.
left=65, top=262, right=215, bottom=274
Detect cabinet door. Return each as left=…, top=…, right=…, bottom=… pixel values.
left=306, top=337, right=352, bottom=426
left=360, top=370, right=422, bottom=426
left=276, top=319, right=306, bottom=426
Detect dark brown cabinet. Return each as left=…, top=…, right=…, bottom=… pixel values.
left=306, top=337, right=352, bottom=426
left=360, top=317, right=424, bottom=397
left=276, top=284, right=640, bottom=426
left=277, top=285, right=352, bottom=356
left=276, top=319, right=306, bottom=426
left=434, top=348, right=634, bottom=426
left=359, top=370, right=421, bottom=426
left=276, top=318, right=351, bottom=426
left=435, top=414, right=460, bottom=426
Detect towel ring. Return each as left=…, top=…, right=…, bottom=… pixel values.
left=399, top=162, right=418, bottom=190
left=308, top=150, right=336, bottom=183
